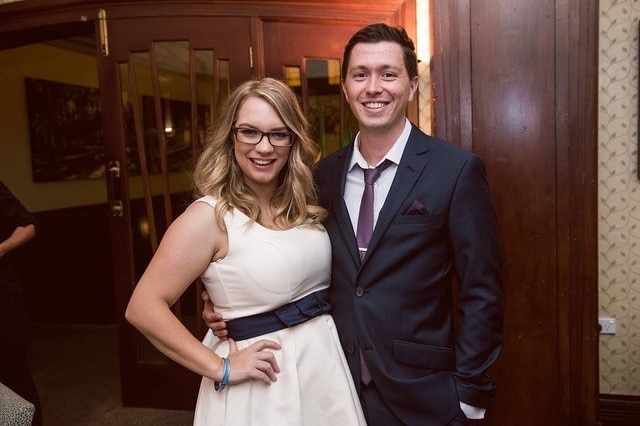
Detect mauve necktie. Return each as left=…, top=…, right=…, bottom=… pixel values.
left=356, top=159, right=391, bottom=385
left=356, top=160, right=392, bottom=261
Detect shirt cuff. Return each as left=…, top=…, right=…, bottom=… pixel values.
left=460, top=402, right=485, bottom=420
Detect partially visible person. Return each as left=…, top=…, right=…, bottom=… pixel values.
left=205, top=23, right=503, bottom=426
left=126, top=77, right=365, bottom=425
left=0, top=180, right=42, bottom=425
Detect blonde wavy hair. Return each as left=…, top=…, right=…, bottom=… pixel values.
left=193, top=77, right=326, bottom=229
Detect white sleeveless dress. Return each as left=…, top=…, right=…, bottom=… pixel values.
left=193, top=196, right=365, bottom=426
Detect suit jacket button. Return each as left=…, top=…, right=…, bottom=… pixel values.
left=346, top=344, right=355, bottom=354
left=355, top=287, right=364, bottom=297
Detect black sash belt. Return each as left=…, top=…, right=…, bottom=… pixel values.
left=226, top=289, right=332, bottom=341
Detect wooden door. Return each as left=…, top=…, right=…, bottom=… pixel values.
left=97, top=14, right=252, bottom=409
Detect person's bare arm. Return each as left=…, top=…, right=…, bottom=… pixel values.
left=126, top=202, right=280, bottom=386
left=0, top=224, right=36, bottom=258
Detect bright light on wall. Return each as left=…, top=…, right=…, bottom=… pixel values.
left=416, top=0, right=431, bottom=132
left=417, top=0, right=430, bottom=64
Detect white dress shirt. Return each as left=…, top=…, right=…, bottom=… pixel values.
left=344, top=118, right=411, bottom=234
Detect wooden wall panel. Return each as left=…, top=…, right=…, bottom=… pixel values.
left=599, top=395, right=640, bottom=426
left=432, top=0, right=598, bottom=425
left=471, top=1, right=560, bottom=421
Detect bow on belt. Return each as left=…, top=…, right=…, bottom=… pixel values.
left=226, top=289, right=332, bottom=341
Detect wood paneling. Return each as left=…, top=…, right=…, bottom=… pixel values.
left=14, top=204, right=115, bottom=324
left=474, top=1, right=560, bottom=420
left=432, top=0, right=598, bottom=425
left=599, top=395, right=640, bottom=426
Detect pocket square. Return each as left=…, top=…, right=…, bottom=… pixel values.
left=404, top=199, right=429, bottom=215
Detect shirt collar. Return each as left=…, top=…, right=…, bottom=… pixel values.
left=348, top=118, right=412, bottom=171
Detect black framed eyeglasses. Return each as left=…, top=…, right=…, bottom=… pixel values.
left=232, top=127, right=295, bottom=147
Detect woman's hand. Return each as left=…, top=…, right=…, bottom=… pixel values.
left=225, top=338, right=281, bottom=386
left=201, top=290, right=281, bottom=385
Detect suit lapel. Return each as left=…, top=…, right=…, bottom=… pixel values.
left=330, top=145, right=361, bottom=267
left=363, top=128, right=430, bottom=263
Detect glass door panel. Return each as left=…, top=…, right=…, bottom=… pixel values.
left=264, top=22, right=362, bottom=158
left=194, top=50, right=215, bottom=145
left=305, top=58, right=343, bottom=157
left=216, top=60, right=231, bottom=113
left=284, top=59, right=358, bottom=158
left=284, top=65, right=303, bottom=99
left=120, top=43, right=230, bottom=362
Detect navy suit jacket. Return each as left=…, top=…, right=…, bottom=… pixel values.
left=315, top=125, right=503, bottom=425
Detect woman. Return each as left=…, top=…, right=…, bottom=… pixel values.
left=126, top=77, right=365, bottom=425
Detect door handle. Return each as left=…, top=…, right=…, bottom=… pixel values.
left=107, top=160, right=123, bottom=217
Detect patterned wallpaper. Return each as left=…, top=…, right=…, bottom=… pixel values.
left=599, top=0, right=640, bottom=395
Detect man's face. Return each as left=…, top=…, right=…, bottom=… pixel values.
left=342, top=41, right=419, bottom=139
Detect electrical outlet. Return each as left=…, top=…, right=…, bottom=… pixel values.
left=599, top=317, right=616, bottom=335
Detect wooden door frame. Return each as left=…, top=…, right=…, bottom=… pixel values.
left=431, top=1, right=599, bottom=425
left=0, top=0, right=416, bottom=41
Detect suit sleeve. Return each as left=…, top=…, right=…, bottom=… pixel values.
left=447, top=155, right=503, bottom=408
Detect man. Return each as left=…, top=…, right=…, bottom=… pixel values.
left=0, top=181, right=42, bottom=425
left=204, top=23, right=503, bottom=425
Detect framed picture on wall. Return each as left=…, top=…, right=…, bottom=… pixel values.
left=24, top=77, right=104, bottom=182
